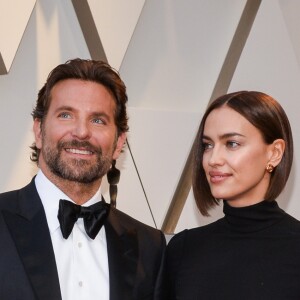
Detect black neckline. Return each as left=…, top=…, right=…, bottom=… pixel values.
left=223, top=200, right=286, bottom=233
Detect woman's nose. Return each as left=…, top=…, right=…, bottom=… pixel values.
left=208, top=146, right=224, bottom=167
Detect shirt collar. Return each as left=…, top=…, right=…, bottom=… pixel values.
left=35, top=170, right=104, bottom=237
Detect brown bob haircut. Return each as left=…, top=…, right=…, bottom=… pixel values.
left=192, top=91, right=293, bottom=216
left=30, top=58, right=129, bottom=163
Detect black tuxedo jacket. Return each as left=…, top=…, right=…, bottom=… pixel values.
left=0, top=179, right=166, bottom=300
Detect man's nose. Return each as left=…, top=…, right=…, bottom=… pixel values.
left=72, top=120, right=91, bottom=140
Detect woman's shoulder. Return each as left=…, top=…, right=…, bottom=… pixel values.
left=280, top=211, right=300, bottom=232
left=167, top=217, right=225, bottom=250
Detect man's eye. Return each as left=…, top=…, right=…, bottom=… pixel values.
left=92, top=118, right=104, bottom=124
left=59, top=112, right=71, bottom=119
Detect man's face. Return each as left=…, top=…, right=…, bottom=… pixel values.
left=33, top=79, right=126, bottom=184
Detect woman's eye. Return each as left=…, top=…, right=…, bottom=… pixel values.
left=202, top=142, right=213, bottom=151
left=227, top=141, right=240, bottom=148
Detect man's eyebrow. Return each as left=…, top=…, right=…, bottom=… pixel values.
left=53, top=105, right=74, bottom=113
left=91, top=111, right=112, bottom=121
left=53, top=106, right=112, bottom=120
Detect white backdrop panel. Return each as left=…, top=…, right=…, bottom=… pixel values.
left=88, top=0, right=145, bottom=70
left=120, top=0, right=247, bottom=112
left=0, top=0, right=36, bottom=72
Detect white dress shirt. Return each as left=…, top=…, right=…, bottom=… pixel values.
left=35, top=170, right=110, bottom=300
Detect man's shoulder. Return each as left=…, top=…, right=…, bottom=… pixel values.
left=107, top=207, right=165, bottom=242
left=0, top=189, right=21, bottom=208
left=0, top=180, right=35, bottom=210
left=108, top=207, right=159, bottom=231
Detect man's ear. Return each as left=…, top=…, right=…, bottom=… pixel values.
left=267, top=139, right=285, bottom=167
left=33, top=118, right=43, bottom=149
left=113, top=132, right=126, bottom=160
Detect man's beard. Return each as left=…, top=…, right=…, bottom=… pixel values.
left=42, top=139, right=112, bottom=184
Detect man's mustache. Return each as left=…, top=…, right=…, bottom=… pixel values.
left=57, top=140, right=102, bottom=155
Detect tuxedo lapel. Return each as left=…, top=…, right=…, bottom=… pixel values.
left=2, top=180, right=62, bottom=300
left=105, top=208, right=139, bottom=300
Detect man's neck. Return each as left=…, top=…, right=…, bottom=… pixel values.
left=41, top=169, right=102, bottom=205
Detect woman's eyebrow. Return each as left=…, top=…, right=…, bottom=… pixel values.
left=202, top=132, right=245, bottom=140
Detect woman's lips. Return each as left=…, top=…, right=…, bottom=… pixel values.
left=209, top=171, right=231, bottom=183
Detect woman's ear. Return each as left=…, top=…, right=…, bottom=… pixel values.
left=268, top=139, right=285, bottom=167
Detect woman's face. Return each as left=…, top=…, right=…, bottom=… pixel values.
left=202, top=105, right=274, bottom=207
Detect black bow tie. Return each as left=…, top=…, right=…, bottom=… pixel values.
left=58, top=199, right=109, bottom=239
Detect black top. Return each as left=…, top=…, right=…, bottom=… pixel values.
left=167, top=201, right=300, bottom=300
